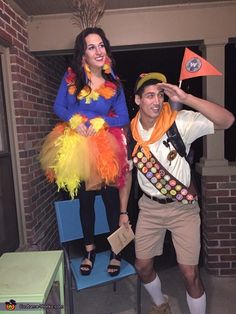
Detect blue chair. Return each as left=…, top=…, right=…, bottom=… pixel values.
left=55, top=196, right=141, bottom=314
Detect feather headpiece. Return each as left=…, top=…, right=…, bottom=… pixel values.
left=71, top=0, right=106, bottom=29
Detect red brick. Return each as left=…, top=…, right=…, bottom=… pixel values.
left=219, top=226, right=236, bottom=232
left=218, top=182, right=236, bottom=189
left=207, top=269, right=219, bottom=275
left=28, top=95, right=37, bottom=102
left=220, top=269, right=236, bottom=275
left=207, top=255, right=219, bottom=262
left=205, top=212, right=217, bottom=219
left=11, top=19, right=22, bottom=33
left=12, top=37, right=24, bottom=50
left=17, top=32, right=27, bottom=45
left=205, top=176, right=229, bottom=183
left=0, top=27, right=12, bottom=45
left=4, top=3, right=16, bottom=19
left=219, top=211, right=236, bottom=218
left=203, top=226, right=218, bottom=233
left=206, top=262, right=230, bottom=268
left=15, top=109, right=29, bottom=116
left=5, top=23, right=17, bottom=37
left=10, top=55, right=24, bottom=66
left=220, top=255, right=236, bottom=261
left=207, top=233, right=230, bottom=240
left=218, top=197, right=236, bottom=203
left=206, top=218, right=230, bottom=225
left=207, top=248, right=230, bottom=254
left=205, top=204, right=230, bottom=211
left=205, top=183, right=217, bottom=189
left=0, top=10, right=10, bottom=23
left=204, top=197, right=217, bottom=204
left=206, top=240, right=219, bottom=246
left=220, top=240, right=236, bottom=246
left=205, top=190, right=229, bottom=197
left=16, top=15, right=26, bottom=27
left=20, top=67, right=30, bottom=77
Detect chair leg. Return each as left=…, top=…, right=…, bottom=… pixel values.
left=63, top=247, right=74, bottom=314
left=113, top=281, right=117, bottom=292
left=137, top=276, right=142, bottom=314
left=68, top=288, right=74, bottom=314
left=66, top=270, right=74, bottom=314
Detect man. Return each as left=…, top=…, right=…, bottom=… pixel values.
left=119, top=72, right=234, bottom=314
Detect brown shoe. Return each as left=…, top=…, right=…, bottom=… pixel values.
left=149, top=295, right=171, bottom=314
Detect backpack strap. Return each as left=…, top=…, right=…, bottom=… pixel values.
left=165, top=121, right=199, bottom=195
left=165, top=121, right=187, bottom=159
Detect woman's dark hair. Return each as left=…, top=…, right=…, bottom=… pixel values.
left=71, top=27, right=120, bottom=96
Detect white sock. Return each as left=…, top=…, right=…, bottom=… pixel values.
left=144, top=275, right=165, bottom=306
left=186, top=291, right=206, bottom=314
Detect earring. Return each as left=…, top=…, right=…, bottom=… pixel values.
left=103, top=56, right=111, bottom=74
left=83, top=62, right=91, bottom=81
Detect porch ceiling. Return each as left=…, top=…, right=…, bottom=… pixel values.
left=9, top=0, right=234, bottom=16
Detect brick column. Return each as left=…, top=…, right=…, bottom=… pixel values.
left=201, top=174, right=236, bottom=275
left=196, top=39, right=236, bottom=276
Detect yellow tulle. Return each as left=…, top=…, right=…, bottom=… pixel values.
left=54, top=127, right=90, bottom=199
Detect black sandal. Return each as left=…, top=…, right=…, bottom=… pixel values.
left=80, top=249, right=96, bottom=276
left=107, top=251, right=121, bottom=277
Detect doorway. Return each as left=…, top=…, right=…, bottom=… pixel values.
left=0, top=52, right=19, bottom=254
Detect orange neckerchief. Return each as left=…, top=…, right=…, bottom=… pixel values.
left=130, top=102, right=177, bottom=159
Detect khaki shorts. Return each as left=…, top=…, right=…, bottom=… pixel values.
left=135, top=194, right=201, bottom=265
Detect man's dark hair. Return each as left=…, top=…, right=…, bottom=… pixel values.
left=135, top=78, right=163, bottom=97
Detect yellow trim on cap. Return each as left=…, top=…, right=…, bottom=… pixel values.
left=136, top=72, right=167, bottom=92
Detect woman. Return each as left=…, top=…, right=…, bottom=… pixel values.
left=40, top=27, right=129, bottom=276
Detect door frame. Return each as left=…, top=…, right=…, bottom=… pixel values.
left=0, top=44, right=26, bottom=249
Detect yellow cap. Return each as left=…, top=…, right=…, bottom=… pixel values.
left=135, top=72, right=167, bottom=92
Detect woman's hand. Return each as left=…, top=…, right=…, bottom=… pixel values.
left=119, top=213, right=129, bottom=228
left=86, top=125, right=97, bottom=136
left=76, top=123, right=88, bottom=136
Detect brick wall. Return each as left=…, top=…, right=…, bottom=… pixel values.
left=201, top=175, right=236, bottom=276
left=1, top=0, right=67, bottom=249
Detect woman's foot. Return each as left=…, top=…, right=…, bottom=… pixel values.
left=80, top=248, right=96, bottom=276
left=107, top=251, right=121, bottom=277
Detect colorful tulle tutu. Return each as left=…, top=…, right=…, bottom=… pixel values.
left=39, top=122, right=128, bottom=199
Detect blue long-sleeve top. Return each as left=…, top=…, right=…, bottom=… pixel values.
left=53, top=71, right=129, bottom=127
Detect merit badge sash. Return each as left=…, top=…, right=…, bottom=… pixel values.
left=133, top=147, right=197, bottom=204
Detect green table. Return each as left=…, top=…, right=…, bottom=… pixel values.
left=0, top=250, right=64, bottom=313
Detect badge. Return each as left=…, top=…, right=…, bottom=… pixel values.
left=167, top=149, right=177, bottom=162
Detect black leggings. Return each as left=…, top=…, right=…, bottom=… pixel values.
left=78, top=184, right=120, bottom=245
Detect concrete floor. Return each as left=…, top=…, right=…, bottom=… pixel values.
left=70, top=265, right=236, bottom=314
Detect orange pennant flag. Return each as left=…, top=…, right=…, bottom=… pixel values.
left=179, top=48, right=222, bottom=82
